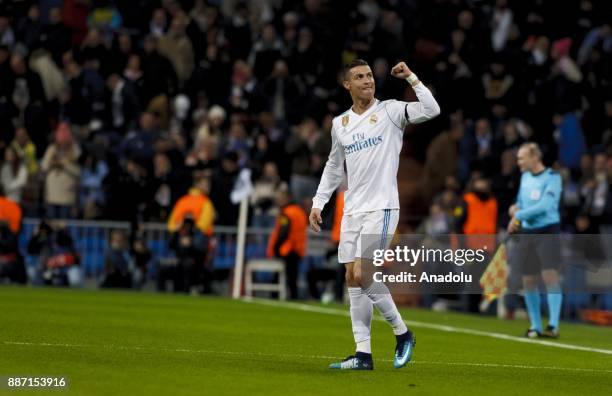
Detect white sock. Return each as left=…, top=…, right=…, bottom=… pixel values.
left=365, top=282, right=408, bottom=336
left=348, top=287, right=372, bottom=354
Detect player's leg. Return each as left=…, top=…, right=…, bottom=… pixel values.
left=542, top=268, right=562, bottom=338
left=538, top=230, right=563, bottom=338
left=516, top=233, right=543, bottom=337
left=358, top=209, right=414, bottom=368
left=522, top=274, right=543, bottom=337
left=329, top=214, right=374, bottom=370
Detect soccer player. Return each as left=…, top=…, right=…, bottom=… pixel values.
left=309, top=59, right=440, bottom=370
left=507, top=143, right=563, bottom=338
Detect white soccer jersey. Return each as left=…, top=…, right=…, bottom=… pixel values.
left=312, top=82, right=440, bottom=215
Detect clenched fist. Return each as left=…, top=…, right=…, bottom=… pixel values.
left=391, top=62, right=413, bottom=79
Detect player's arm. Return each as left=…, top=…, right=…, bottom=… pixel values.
left=515, top=174, right=562, bottom=222
left=391, top=62, right=441, bottom=124
left=310, top=125, right=345, bottom=232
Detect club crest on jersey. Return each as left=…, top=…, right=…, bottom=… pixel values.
left=369, top=114, right=378, bottom=124
left=342, top=115, right=349, bottom=127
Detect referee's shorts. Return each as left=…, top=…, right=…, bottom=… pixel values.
left=512, top=223, right=562, bottom=276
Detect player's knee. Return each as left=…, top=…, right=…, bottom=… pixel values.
left=541, top=269, right=560, bottom=287
left=345, top=265, right=361, bottom=287
left=345, top=270, right=357, bottom=286
left=522, top=276, right=538, bottom=290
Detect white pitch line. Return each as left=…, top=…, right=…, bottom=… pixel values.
left=4, top=341, right=612, bottom=374
left=242, top=297, right=612, bottom=356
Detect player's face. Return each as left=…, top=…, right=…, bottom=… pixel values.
left=344, top=65, right=375, bottom=101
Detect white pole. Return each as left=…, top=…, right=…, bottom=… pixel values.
left=232, top=197, right=249, bottom=299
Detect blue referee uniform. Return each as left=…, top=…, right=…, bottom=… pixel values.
left=514, top=167, right=563, bottom=334
left=515, top=168, right=562, bottom=230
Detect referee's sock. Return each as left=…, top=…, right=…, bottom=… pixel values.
left=546, top=284, right=562, bottom=330
left=524, top=289, right=543, bottom=332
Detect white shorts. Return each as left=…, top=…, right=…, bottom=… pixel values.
left=338, top=209, right=399, bottom=264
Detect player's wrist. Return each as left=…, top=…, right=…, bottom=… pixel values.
left=405, top=73, right=420, bottom=87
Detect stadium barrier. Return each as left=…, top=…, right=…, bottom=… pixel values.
left=18, top=218, right=332, bottom=282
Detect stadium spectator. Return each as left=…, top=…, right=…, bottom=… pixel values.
left=251, top=162, right=284, bottom=229
left=416, top=202, right=452, bottom=236
left=209, top=152, right=240, bottom=226
left=118, top=112, right=158, bottom=163
left=149, top=152, right=184, bottom=221
left=100, top=229, right=133, bottom=289
left=79, top=152, right=109, bottom=219
left=41, top=123, right=81, bottom=219
left=39, top=6, right=72, bottom=65
left=27, top=220, right=82, bottom=287
left=0, top=12, right=15, bottom=48
left=461, top=177, right=498, bottom=242
left=492, top=150, right=520, bottom=227
left=63, top=59, right=105, bottom=126
left=9, top=126, right=38, bottom=175
left=107, top=73, right=141, bottom=134
left=1, top=146, right=28, bottom=203
left=287, top=27, right=322, bottom=89
left=158, top=16, right=194, bottom=87
left=0, top=185, right=22, bottom=235
left=167, top=177, right=215, bottom=236
left=457, top=176, right=498, bottom=312
left=248, top=23, right=284, bottom=81
left=160, top=217, right=211, bottom=294
left=141, top=35, right=178, bottom=106
left=0, top=220, right=26, bottom=284
left=422, top=125, right=464, bottom=200
left=149, top=8, right=167, bottom=38
left=130, top=234, right=152, bottom=289
left=267, top=186, right=308, bottom=300
left=581, top=152, right=611, bottom=230
left=286, top=118, right=323, bottom=206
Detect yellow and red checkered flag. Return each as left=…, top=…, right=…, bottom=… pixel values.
left=479, top=242, right=508, bottom=303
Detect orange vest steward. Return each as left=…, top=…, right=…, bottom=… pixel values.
left=0, top=196, right=22, bottom=234
left=167, top=189, right=215, bottom=236
left=462, top=192, right=497, bottom=249
left=267, top=204, right=308, bottom=258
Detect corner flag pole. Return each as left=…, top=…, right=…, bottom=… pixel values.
left=230, top=168, right=253, bottom=299
left=232, top=197, right=249, bottom=299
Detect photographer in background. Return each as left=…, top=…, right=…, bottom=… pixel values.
left=130, top=234, right=152, bottom=289
left=159, top=216, right=211, bottom=294
left=100, top=229, right=133, bottom=289
left=27, top=220, right=82, bottom=287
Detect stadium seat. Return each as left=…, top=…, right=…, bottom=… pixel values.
left=245, top=259, right=286, bottom=300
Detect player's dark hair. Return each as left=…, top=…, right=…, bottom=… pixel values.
left=343, top=59, right=369, bottom=80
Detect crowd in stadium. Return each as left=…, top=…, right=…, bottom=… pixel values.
left=0, top=0, right=611, bottom=299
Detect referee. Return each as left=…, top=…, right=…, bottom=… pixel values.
left=507, top=143, right=563, bottom=339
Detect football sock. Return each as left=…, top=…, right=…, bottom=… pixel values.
left=364, top=282, right=408, bottom=336
left=546, top=284, right=562, bottom=330
left=348, top=287, right=373, bottom=354
left=524, top=289, right=543, bottom=332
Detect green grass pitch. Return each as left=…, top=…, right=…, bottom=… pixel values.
left=1, top=286, right=612, bottom=395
